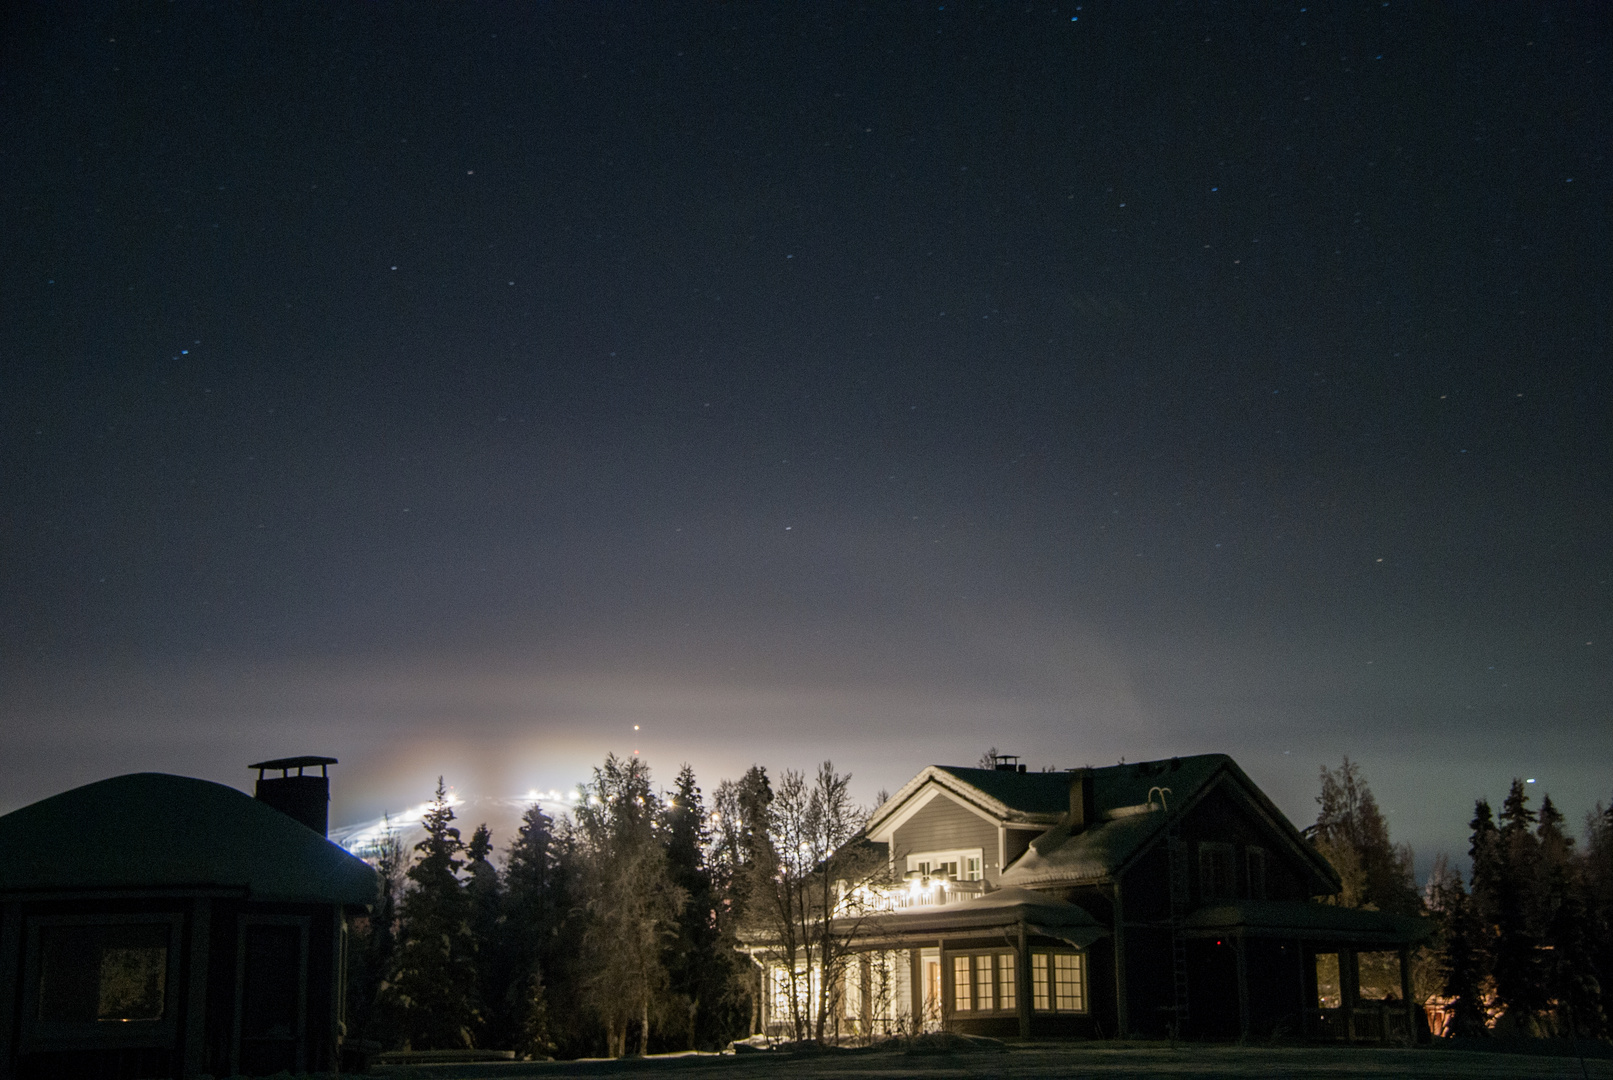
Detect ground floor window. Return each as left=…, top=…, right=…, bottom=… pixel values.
left=1315, top=952, right=1342, bottom=1009
left=1357, top=950, right=1403, bottom=1002
left=1030, top=950, right=1085, bottom=1013
left=950, top=951, right=1017, bottom=1012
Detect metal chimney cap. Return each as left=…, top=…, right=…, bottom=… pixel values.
left=250, top=755, right=338, bottom=774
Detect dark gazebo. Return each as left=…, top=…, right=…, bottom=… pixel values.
left=0, top=764, right=376, bottom=1079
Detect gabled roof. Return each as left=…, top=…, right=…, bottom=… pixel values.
left=0, top=773, right=378, bottom=906
left=997, top=756, right=1337, bottom=893
left=867, top=754, right=1337, bottom=896
left=865, top=765, right=1069, bottom=836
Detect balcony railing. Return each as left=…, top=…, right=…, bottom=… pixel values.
left=835, top=876, right=988, bottom=916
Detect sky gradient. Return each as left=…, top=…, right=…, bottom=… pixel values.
left=2, top=1, right=1608, bottom=874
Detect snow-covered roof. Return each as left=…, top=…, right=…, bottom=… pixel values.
left=0, top=773, right=378, bottom=906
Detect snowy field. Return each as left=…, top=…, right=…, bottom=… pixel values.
left=366, top=1041, right=1613, bottom=1080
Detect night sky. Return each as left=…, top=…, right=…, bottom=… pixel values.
left=3, top=2, right=1608, bottom=873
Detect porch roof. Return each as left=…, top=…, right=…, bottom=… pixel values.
left=853, top=886, right=1108, bottom=949
left=1183, top=900, right=1431, bottom=944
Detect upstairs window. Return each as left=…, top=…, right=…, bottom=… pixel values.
left=1198, top=842, right=1236, bottom=900
left=1246, top=847, right=1268, bottom=900
left=906, top=849, right=983, bottom=881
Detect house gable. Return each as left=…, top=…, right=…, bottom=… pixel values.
left=1112, top=768, right=1338, bottom=922
left=888, top=788, right=1004, bottom=881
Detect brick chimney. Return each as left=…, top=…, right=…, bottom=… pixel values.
left=1068, top=768, right=1096, bottom=832
left=250, top=756, right=337, bottom=836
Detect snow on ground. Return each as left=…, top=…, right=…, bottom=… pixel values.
left=364, top=1041, right=1613, bottom=1079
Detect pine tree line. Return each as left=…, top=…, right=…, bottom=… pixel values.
left=344, top=755, right=827, bottom=1058
left=1312, top=759, right=1613, bottom=1041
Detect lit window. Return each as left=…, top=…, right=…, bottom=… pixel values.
left=1315, top=953, right=1342, bottom=1009
left=952, top=956, right=971, bottom=1011
left=974, top=955, right=993, bottom=1011
left=1053, top=954, right=1084, bottom=1013
left=997, top=952, right=1016, bottom=1010
left=905, top=849, right=985, bottom=881
left=1031, top=951, right=1085, bottom=1013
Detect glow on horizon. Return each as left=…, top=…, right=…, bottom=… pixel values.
left=330, top=789, right=574, bottom=857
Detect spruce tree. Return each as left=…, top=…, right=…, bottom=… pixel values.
left=1493, top=780, right=1544, bottom=1028
left=574, top=755, right=687, bottom=1057
left=1584, top=801, right=1613, bottom=1038
left=662, top=764, right=746, bottom=1050
left=504, top=802, right=586, bottom=1057
left=382, top=779, right=482, bottom=1049
left=349, top=824, right=408, bottom=1048
left=1458, top=798, right=1502, bottom=1032
left=465, top=823, right=508, bottom=1047
left=1431, top=863, right=1491, bottom=1036
left=1536, top=795, right=1606, bottom=1037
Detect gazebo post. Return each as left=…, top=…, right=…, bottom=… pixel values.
left=181, top=898, right=211, bottom=1078
left=0, top=902, right=19, bottom=1080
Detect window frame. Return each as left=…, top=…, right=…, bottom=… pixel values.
left=1029, top=948, right=1087, bottom=1014
left=20, top=911, right=186, bottom=1052
left=1197, top=841, right=1237, bottom=900
left=1246, top=846, right=1268, bottom=900
left=905, top=848, right=984, bottom=881
left=942, top=949, right=1019, bottom=1014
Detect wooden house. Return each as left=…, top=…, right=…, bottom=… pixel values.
left=0, top=760, right=376, bottom=1079
left=748, top=754, right=1427, bottom=1043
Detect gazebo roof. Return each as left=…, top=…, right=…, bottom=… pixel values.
left=0, top=773, right=377, bottom=906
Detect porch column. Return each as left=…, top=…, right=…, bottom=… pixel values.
left=1342, top=949, right=1357, bottom=1044
left=1398, top=944, right=1415, bottom=1047
left=0, top=902, right=21, bottom=1080
left=909, top=947, right=923, bottom=1027
left=1016, top=921, right=1031, bottom=1038
left=937, top=937, right=949, bottom=1030
left=182, top=898, right=211, bottom=1079
left=1234, top=933, right=1249, bottom=1042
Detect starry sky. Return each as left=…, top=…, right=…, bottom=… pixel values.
left=2, top=1, right=1608, bottom=873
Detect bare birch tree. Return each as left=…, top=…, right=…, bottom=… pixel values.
left=745, top=761, right=886, bottom=1043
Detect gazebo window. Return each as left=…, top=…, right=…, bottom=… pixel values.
left=38, top=922, right=170, bottom=1024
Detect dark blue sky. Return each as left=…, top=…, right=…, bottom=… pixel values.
left=2, top=1, right=1608, bottom=872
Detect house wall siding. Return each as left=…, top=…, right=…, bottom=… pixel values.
left=891, top=794, right=1000, bottom=878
